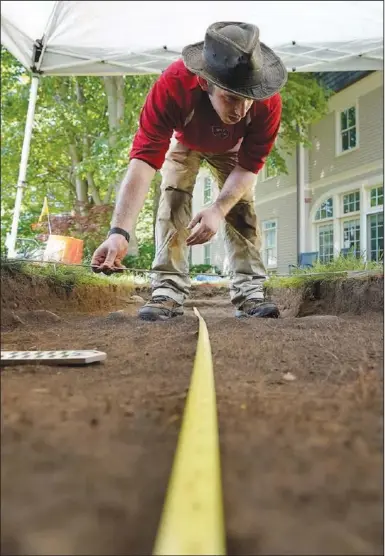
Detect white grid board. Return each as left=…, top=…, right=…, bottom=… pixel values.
left=1, top=350, right=107, bottom=366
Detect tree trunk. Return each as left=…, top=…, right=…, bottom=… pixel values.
left=75, top=79, right=102, bottom=206
left=103, top=76, right=127, bottom=203
left=102, top=76, right=127, bottom=204
left=116, top=77, right=125, bottom=127
left=103, top=171, right=125, bottom=205
left=103, top=76, right=125, bottom=147
left=82, top=135, right=102, bottom=205
left=104, top=77, right=118, bottom=147
left=102, top=76, right=140, bottom=256
left=103, top=181, right=116, bottom=205
left=69, top=144, right=87, bottom=210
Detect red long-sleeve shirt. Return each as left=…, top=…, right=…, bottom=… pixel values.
left=129, top=59, right=281, bottom=174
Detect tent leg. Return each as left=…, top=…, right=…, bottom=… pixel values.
left=6, top=75, right=40, bottom=258
left=296, top=126, right=306, bottom=263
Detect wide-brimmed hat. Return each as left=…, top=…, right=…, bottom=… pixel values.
left=182, top=21, right=287, bottom=100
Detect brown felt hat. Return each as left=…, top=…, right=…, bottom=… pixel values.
left=182, top=21, right=287, bottom=100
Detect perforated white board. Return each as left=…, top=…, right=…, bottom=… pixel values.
left=0, top=350, right=106, bottom=366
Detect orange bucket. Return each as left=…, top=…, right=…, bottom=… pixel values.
left=43, top=235, right=83, bottom=264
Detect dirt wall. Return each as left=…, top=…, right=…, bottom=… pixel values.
left=1, top=266, right=383, bottom=331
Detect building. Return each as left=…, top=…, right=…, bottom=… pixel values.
left=190, top=71, right=384, bottom=274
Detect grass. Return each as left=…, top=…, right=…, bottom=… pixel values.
left=0, top=258, right=146, bottom=290
left=293, top=253, right=382, bottom=273
left=1, top=253, right=383, bottom=293
left=266, top=254, right=383, bottom=289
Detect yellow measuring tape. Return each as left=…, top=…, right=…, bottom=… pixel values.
left=153, top=308, right=226, bottom=556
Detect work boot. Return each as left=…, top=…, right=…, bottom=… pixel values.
left=138, top=296, right=184, bottom=321
left=235, top=299, right=280, bottom=319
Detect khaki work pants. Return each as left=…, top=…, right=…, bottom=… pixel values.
left=151, top=140, right=267, bottom=308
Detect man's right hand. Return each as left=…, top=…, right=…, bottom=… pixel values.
left=91, top=234, right=129, bottom=275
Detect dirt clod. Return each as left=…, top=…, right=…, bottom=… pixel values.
left=130, top=295, right=145, bottom=303
left=10, top=312, right=27, bottom=327
left=17, top=309, right=62, bottom=324
left=106, top=309, right=136, bottom=321
left=283, top=372, right=297, bottom=381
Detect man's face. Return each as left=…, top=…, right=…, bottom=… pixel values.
left=199, top=78, right=254, bottom=125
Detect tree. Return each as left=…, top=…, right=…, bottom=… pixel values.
left=1, top=46, right=158, bottom=256
left=271, top=72, right=332, bottom=174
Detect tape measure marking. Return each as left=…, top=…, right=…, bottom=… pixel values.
left=153, top=307, right=226, bottom=556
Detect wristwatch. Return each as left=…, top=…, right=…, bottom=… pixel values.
left=107, top=227, right=130, bottom=243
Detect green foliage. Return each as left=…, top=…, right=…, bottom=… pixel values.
left=267, top=73, right=332, bottom=175
left=1, top=258, right=138, bottom=290
left=23, top=262, right=106, bottom=288
left=267, top=253, right=383, bottom=290
left=190, top=264, right=221, bottom=275
left=292, top=252, right=383, bottom=274
left=1, top=45, right=158, bottom=252
left=135, top=173, right=162, bottom=245
left=266, top=273, right=344, bottom=290
left=123, top=241, right=155, bottom=269
left=1, top=236, right=8, bottom=258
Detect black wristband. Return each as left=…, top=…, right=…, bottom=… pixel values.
left=108, top=227, right=130, bottom=243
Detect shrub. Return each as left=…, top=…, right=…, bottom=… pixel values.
left=190, top=264, right=221, bottom=275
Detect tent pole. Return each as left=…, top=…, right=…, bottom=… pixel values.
left=296, top=126, right=306, bottom=263
left=6, top=75, right=40, bottom=258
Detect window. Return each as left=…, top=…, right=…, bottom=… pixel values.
left=318, top=224, right=334, bottom=263
left=203, top=243, right=211, bottom=265
left=339, top=106, right=357, bottom=153
left=368, top=213, right=384, bottom=262
left=343, top=191, right=360, bottom=214
left=370, top=186, right=384, bottom=208
left=315, top=198, right=333, bottom=220
left=343, top=219, right=361, bottom=257
left=313, top=185, right=384, bottom=264
left=262, top=220, right=277, bottom=268
left=264, top=157, right=279, bottom=180
left=203, top=176, right=212, bottom=205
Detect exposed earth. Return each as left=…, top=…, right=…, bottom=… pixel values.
left=1, top=268, right=384, bottom=555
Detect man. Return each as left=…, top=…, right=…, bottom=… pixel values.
left=91, top=21, right=287, bottom=321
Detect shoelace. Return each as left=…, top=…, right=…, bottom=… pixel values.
left=152, top=296, right=172, bottom=303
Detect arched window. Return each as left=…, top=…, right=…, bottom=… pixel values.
left=312, top=186, right=383, bottom=263
left=315, top=198, right=333, bottom=220
left=314, top=197, right=334, bottom=263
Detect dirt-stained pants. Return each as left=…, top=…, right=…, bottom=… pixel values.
left=151, top=140, right=267, bottom=308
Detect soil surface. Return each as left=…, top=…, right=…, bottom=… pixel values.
left=1, top=271, right=384, bottom=555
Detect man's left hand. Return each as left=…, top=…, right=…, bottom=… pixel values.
left=186, top=204, right=224, bottom=246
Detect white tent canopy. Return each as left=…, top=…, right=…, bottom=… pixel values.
left=1, top=1, right=384, bottom=258
left=1, top=0, right=383, bottom=74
